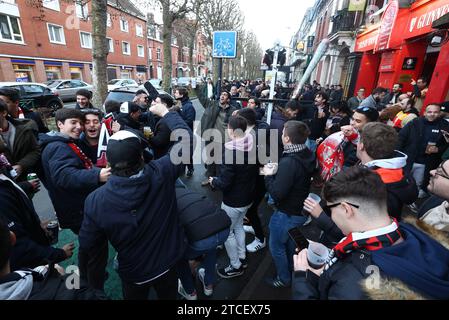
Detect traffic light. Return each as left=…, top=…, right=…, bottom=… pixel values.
left=262, top=48, right=287, bottom=68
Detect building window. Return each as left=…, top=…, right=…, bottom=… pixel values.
left=156, top=48, right=161, bottom=61
left=76, top=1, right=88, bottom=19
left=120, top=19, right=128, bottom=32
left=137, top=45, right=144, bottom=57
left=47, top=23, right=65, bottom=44
left=13, top=64, right=33, bottom=82
left=156, top=30, right=161, bottom=41
left=122, top=41, right=130, bottom=55
left=80, top=31, right=92, bottom=48
left=148, top=25, right=156, bottom=38
left=45, top=66, right=61, bottom=81
left=172, top=36, right=177, bottom=46
left=148, top=48, right=152, bottom=60
left=107, top=13, right=111, bottom=27
left=107, top=38, right=114, bottom=52
left=0, top=14, right=23, bottom=43
left=136, top=24, right=143, bottom=37
left=43, top=0, right=60, bottom=11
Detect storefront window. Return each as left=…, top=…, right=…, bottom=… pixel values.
left=13, top=64, right=33, bottom=82
left=45, top=66, right=61, bottom=81
left=120, top=71, right=131, bottom=79
left=70, top=67, right=82, bottom=80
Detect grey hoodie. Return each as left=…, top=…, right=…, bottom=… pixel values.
left=0, top=266, right=48, bottom=300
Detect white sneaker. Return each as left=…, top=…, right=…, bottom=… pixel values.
left=246, top=237, right=266, bottom=253
left=198, top=268, right=213, bottom=296
left=178, top=279, right=197, bottom=300
left=243, top=225, right=255, bottom=235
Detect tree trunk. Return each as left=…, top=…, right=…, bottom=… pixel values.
left=189, top=43, right=194, bottom=77
left=91, top=0, right=108, bottom=110
left=162, top=3, right=173, bottom=93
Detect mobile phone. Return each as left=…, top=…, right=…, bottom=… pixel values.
left=288, top=227, right=309, bottom=250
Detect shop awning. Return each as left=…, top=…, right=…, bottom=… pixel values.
left=432, top=12, right=449, bottom=30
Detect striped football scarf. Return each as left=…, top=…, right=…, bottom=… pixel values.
left=324, top=219, right=402, bottom=270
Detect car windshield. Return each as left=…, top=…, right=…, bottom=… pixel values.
left=108, top=79, right=121, bottom=85
left=45, top=80, right=61, bottom=87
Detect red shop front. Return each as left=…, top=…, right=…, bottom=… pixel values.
left=354, top=0, right=449, bottom=108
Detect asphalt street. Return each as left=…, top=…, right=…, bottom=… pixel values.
left=32, top=98, right=321, bottom=299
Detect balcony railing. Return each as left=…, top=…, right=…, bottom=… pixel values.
left=331, top=9, right=357, bottom=34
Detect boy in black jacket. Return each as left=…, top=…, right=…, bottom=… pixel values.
left=209, top=116, right=258, bottom=278
left=261, top=120, right=316, bottom=288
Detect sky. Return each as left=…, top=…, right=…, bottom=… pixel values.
left=237, top=0, right=316, bottom=50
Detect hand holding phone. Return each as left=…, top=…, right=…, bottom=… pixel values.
left=288, top=227, right=309, bottom=251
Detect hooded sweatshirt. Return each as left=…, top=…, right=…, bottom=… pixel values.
left=365, top=151, right=418, bottom=220
left=212, top=133, right=258, bottom=207
left=372, top=222, right=449, bottom=299
left=0, top=267, right=47, bottom=300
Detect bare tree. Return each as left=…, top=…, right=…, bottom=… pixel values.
left=148, top=0, right=193, bottom=92
left=172, top=0, right=206, bottom=79
left=90, top=0, right=108, bottom=109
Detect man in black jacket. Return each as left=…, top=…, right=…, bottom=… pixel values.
left=209, top=116, right=258, bottom=278
left=261, top=120, right=316, bottom=288
left=293, top=167, right=449, bottom=300
left=357, top=122, right=418, bottom=220
left=79, top=103, right=193, bottom=300
left=0, top=168, right=73, bottom=271
left=0, top=217, right=105, bottom=300
left=398, top=103, right=449, bottom=198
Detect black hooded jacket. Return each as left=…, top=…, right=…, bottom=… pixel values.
left=265, top=147, right=316, bottom=215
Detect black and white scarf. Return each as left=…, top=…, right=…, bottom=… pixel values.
left=283, top=143, right=307, bottom=154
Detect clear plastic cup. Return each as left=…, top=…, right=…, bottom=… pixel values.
left=307, top=241, right=330, bottom=269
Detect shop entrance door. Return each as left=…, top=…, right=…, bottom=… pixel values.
left=422, top=47, right=440, bottom=84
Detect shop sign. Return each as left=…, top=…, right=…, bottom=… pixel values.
left=379, top=51, right=394, bottom=72
left=374, top=0, right=399, bottom=52
left=402, top=57, right=417, bottom=70
left=356, top=32, right=378, bottom=51
left=407, top=1, right=449, bottom=37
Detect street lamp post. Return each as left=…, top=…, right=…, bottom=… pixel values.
left=266, top=42, right=281, bottom=125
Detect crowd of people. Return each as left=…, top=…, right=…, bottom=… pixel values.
left=0, top=75, right=449, bottom=300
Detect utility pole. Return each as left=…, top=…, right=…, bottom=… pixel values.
left=266, top=43, right=281, bottom=125
left=217, top=58, right=223, bottom=100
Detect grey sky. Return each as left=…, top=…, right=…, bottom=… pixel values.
left=237, top=0, right=316, bottom=50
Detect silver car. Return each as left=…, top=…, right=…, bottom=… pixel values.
left=45, top=79, right=93, bottom=102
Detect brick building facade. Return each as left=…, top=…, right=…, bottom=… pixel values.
left=0, top=0, right=147, bottom=83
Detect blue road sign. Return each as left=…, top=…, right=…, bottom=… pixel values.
left=213, top=31, right=237, bottom=58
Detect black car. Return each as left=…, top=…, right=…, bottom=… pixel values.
left=0, top=82, right=63, bottom=114
left=104, top=85, right=173, bottom=107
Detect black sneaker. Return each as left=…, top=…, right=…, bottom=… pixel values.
left=186, top=169, right=194, bottom=178
left=265, top=276, right=289, bottom=288
left=217, top=265, right=244, bottom=279
left=240, top=258, right=248, bottom=269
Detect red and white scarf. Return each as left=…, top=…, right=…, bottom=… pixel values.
left=325, top=219, right=403, bottom=270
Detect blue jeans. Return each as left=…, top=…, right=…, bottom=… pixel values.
left=177, top=229, right=229, bottom=294
left=268, top=211, right=307, bottom=285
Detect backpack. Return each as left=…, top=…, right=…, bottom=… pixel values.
left=176, top=187, right=231, bottom=243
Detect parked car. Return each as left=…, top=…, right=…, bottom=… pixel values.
left=0, top=82, right=63, bottom=113
left=103, top=86, right=174, bottom=109
left=45, top=79, right=93, bottom=101
left=107, top=79, right=139, bottom=91
left=148, top=79, right=162, bottom=89
left=177, top=77, right=191, bottom=87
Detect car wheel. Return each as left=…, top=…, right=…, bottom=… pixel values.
left=47, top=101, right=63, bottom=116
